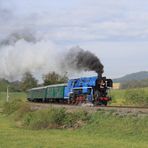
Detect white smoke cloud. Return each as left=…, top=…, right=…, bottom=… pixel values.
left=0, top=31, right=100, bottom=82
left=0, top=38, right=62, bottom=81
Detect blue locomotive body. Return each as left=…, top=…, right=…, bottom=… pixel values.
left=64, top=76, right=112, bottom=105
left=64, top=76, right=97, bottom=101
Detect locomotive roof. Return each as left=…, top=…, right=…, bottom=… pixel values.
left=70, top=76, right=98, bottom=80
left=46, top=83, right=67, bottom=88
left=28, top=83, right=67, bottom=91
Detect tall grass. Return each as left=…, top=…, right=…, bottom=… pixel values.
left=82, top=110, right=148, bottom=139
left=3, top=99, right=24, bottom=115
left=110, top=87, right=148, bottom=106
left=0, top=92, right=26, bottom=108
left=124, top=88, right=148, bottom=106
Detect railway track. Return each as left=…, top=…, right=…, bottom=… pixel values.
left=28, top=102, right=148, bottom=114
left=98, top=105, right=148, bottom=114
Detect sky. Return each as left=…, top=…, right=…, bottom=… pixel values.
left=0, top=0, right=148, bottom=81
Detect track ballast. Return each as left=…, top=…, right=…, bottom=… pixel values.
left=27, top=102, right=148, bottom=114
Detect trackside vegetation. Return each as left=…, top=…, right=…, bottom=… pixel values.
left=0, top=92, right=26, bottom=108
left=2, top=99, right=91, bottom=129
left=0, top=99, right=148, bottom=148
left=110, top=87, right=148, bottom=106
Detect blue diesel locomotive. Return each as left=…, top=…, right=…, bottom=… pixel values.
left=27, top=76, right=113, bottom=106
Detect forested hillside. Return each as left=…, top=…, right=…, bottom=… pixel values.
left=113, top=71, right=148, bottom=82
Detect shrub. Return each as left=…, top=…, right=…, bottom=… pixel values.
left=23, top=108, right=90, bottom=130
left=23, top=108, right=67, bottom=129
left=49, top=108, right=66, bottom=126
left=64, top=110, right=90, bottom=128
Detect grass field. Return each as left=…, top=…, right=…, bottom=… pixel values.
left=0, top=110, right=148, bottom=148
left=0, top=92, right=26, bottom=108
left=0, top=91, right=148, bottom=148
left=110, top=87, right=148, bottom=106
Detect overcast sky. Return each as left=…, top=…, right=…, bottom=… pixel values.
left=0, top=0, right=148, bottom=80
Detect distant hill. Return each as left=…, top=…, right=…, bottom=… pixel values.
left=113, top=71, right=148, bottom=83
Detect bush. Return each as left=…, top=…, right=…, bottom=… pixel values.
left=23, top=108, right=67, bottom=129
left=49, top=108, right=66, bottom=126
left=64, top=110, right=90, bottom=128
left=23, top=108, right=90, bottom=130
left=124, top=89, right=148, bottom=106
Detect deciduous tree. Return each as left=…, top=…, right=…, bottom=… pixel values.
left=43, top=71, right=68, bottom=85
left=20, top=72, right=38, bottom=91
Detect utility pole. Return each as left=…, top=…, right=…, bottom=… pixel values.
left=6, top=86, right=9, bottom=102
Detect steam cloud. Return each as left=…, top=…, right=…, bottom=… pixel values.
left=0, top=30, right=103, bottom=81
left=0, top=3, right=104, bottom=81
left=61, top=47, right=104, bottom=76
left=0, top=31, right=37, bottom=46
left=0, top=30, right=61, bottom=81
left=0, top=27, right=103, bottom=81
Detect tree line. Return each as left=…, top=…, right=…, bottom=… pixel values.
left=0, top=71, right=68, bottom=92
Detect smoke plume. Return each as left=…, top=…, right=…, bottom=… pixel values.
left=0, top=2, right=104, bottom=81
left=0, top=35, right=61, bottom=81
left=0, top=29, right=103, bottom=81
left=61, top=47, right=104, bottom=76
left=0, top=31, right=37, bottom=46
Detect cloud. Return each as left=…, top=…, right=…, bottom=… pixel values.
left=1, top=0, right=148, bottom=42
left=0, top=0, right=148, bottom=80
left=81, top=41, right=148, bottom=78
left=0, top=30, right=37, bottom=46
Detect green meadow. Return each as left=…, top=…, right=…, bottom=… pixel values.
left=0, top=109, right=148, bottom=148
left=110, top=87, right=148, bottom=106
left=0, top=92, right=26, bottom=107
left=0, top=90, right=148, bottom=148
